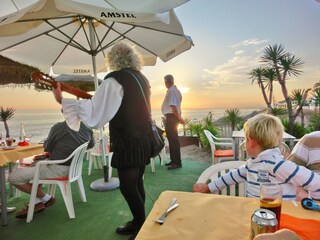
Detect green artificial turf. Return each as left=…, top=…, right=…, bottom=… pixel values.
left=1, top=155, right=211, bottom=240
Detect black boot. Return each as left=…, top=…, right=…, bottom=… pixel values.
left=116, top=221, right=137, bottom=235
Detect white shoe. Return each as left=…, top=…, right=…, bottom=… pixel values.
left=0, top=206, right=16, bottom=213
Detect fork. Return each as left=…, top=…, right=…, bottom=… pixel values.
left=155, top=198, right=178, bottom=224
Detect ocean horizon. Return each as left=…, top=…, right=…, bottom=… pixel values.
left=0, top=107, right=263, bottom=143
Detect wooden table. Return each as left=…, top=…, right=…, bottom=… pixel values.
left=136, top=191, right=320, bottom=240
left=232, top=130, right=296, bottom=160
left=0, top=144, right=43, bottom=226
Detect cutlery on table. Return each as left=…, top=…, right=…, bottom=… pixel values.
left=155, top=198, right=179, bottom=225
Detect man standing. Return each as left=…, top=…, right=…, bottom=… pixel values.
left=161, top=74, right=184, bottom=170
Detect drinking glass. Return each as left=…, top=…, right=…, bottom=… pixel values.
left=6, top=137, right=14, bottom=147
left=260, top=183, right=282, bottom=228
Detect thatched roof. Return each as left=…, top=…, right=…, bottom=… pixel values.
left=0, top=55, right=102, bottom=92
left=0, top=55, right=39, bottom=87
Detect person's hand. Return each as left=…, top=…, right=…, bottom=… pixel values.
left=253, top=229, right=301, bottom=240
left=192, top=183, right=210, bottom=193
left=178, top=118, right=185, bottom=124
left=295, top=186, right=309, bottom=201
left=52, top=82, right=63, bottom=104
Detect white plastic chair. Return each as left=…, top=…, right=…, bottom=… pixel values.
left=87, top=131, right=103, bottom=174
left=88, top=132, right=112, bottom=178
left=26, top=142, right=89, bottom=223
left=238, top=141, right=247, bottom=161
left=204, top=130, right=235, bottom=164
left=150, top=139, right=167, bottom=173
left=280, top=141, right=291, bottom=158
left=196, top=161, right=247, bottom=197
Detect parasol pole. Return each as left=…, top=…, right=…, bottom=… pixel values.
left=87, top=18, right=119, bottom=191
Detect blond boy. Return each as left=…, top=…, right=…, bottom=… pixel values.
left=193, top=114, right=320, bottom=201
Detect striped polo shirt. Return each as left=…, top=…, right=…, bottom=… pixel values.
left=287, top=131, right=320, bottom=175
left=208, top=148, right=320, bottom=201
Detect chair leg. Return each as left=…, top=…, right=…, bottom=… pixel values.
left=15, top=187, right=21, bottom=198
left=150, top=158, right=155, bottom=173
left=160, top=147, right=165, bottom=166
left=58, top=182, right=75, bottom=219
left=47, top=184, right=56, bottom=197
left=108, top=152, right=113, bottom=178
left=26, top=182, right=40, bottom=223
left=97, top=157, right=103, bottom=169
left=76, top=177, right=87, bottom=202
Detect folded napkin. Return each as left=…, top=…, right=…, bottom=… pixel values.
left=280, top=214, right=320, bottom=240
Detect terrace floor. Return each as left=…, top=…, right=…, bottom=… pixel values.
left=1, top=146, right=211, bottom=240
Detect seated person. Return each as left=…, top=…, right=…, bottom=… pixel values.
left=287, top=131, right=320, bottom=175
left=9, top=121, right=94, bottom=218
left=287, top=131, right=320, bottom=200
left=193, top=114, right=320, bottom=201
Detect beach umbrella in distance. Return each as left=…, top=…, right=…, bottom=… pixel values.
left=0, top=0, right=194, bottom=190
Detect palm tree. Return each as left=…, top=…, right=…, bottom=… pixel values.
left=290, top=88, right=311, bottom=127
left=181, top=117, right=191, bottom=136
left=262, top=67, right=277, bottom=112
left=312, top=88, right=320, bottom=114
left=0, top=106, right=15, bottom=138
left=261, top=44, right=304, bottom=134
left=271, top=107, right=287, bottom=116
left=223, top=108, right=243, bottom=131
left=249, top=67, right=272, bottom=113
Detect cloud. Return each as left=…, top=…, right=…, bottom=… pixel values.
left=202, top=38, right=268, bottom=90
left=229, top=38, right=269, bottom=48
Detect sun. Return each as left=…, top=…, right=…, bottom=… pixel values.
left=179, top=87, right=189, bottom=94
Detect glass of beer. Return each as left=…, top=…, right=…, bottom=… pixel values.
left=260, top=183, right=282, bottom=228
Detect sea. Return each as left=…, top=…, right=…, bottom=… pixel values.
left=0, top=108, right=262, bottom=143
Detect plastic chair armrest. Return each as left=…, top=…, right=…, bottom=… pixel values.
left=215, top=137, right=233, bottom=142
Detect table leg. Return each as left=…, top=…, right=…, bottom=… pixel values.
left=0, top=166, right=8, bottom=226
left=233, top=138, right=239, bottom=161
left=9, top=163, right=13, bottom=197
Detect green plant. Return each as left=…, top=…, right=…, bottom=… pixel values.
left=186, top=112, right=219, bottom=148
left=307, top=112, right=320, bottom=131
left=271, top=107, right=287, bottom=116
left=223, top=108, right=243, bottom=131
left=0, top=106, right=15, bottom=138
left=312, top=88, right=320, bottom=114
left=281, top=118, right=310, bottom=139
left=181, top=117, right=191, bottom=136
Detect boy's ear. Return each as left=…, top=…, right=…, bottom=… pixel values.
left=248, top=137, right=258, bottom=148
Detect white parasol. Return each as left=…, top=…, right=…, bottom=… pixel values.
left=0, top=0, right=193, bottom=191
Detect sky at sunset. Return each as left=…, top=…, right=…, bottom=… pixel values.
left=1, top=0, right=320, bottom=111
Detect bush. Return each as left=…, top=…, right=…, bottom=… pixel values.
left=187, top=112, right=219, bottom=149
left=281, top=118, right=310, bottom=139
left=308, top=112, right=320, bottom=131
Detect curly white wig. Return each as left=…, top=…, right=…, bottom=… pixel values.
left=107, top=42, right=142, bottom=71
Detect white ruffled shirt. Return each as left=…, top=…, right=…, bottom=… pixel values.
left=61, top=77, right=123, bottom=131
